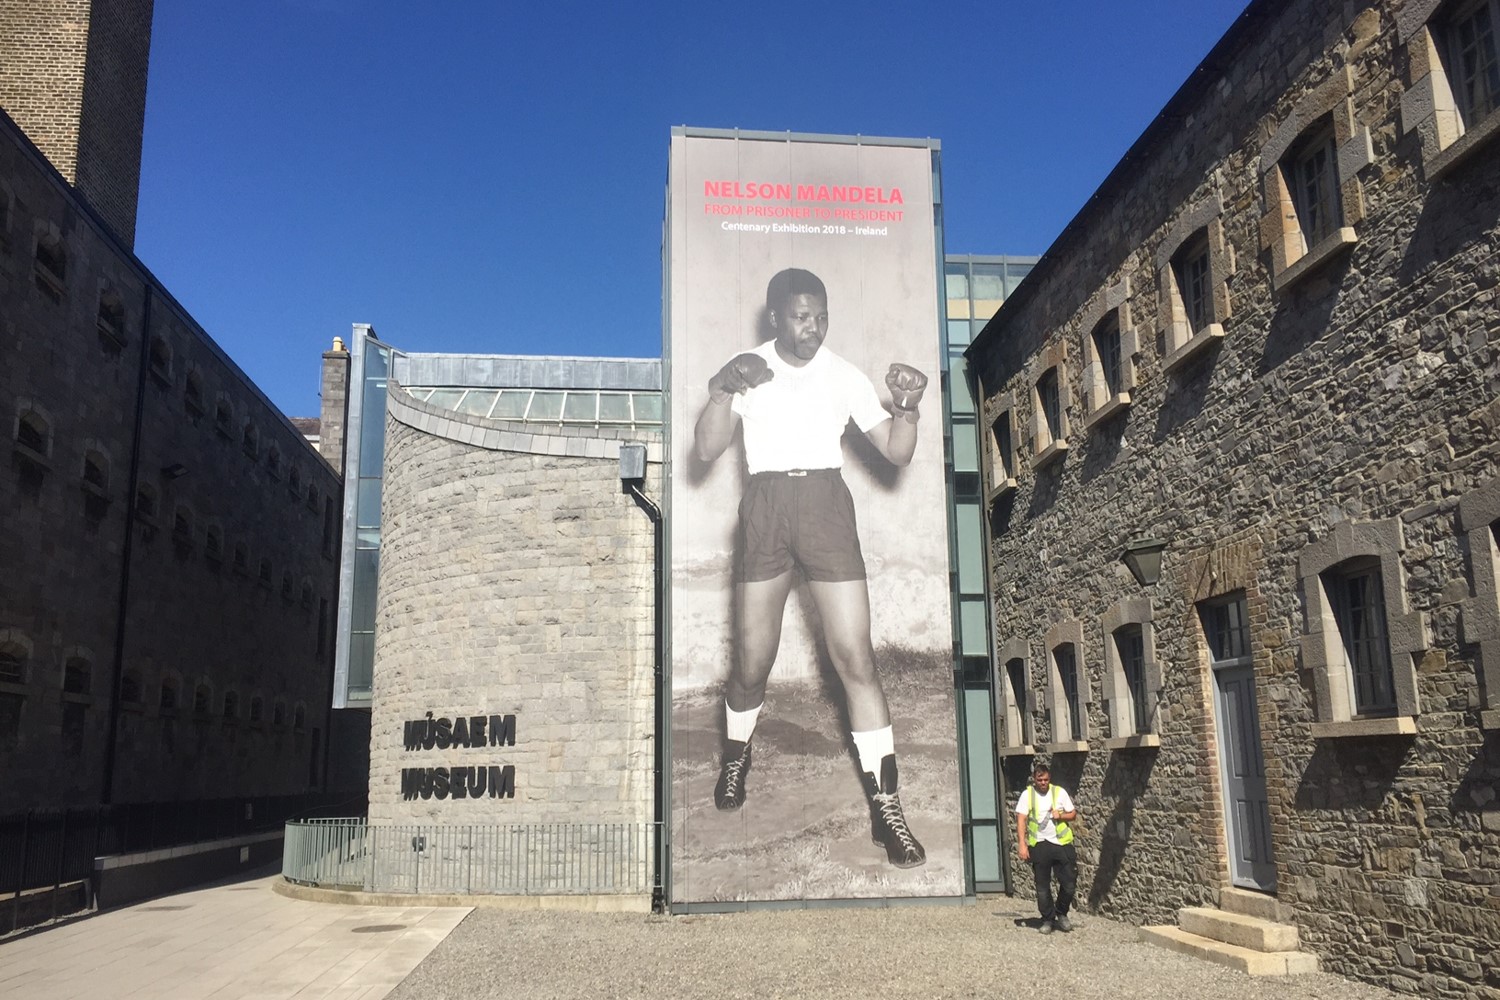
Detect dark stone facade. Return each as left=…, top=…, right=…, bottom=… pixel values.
left=967, top=1, right=1499, bottom=996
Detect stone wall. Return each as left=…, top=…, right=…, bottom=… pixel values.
left=967, top=1, right=1499, bottom=996
left=367, top=387, right=660, bottom=829
left=0, top=0, right=154, bottom=245
left=0, top=108, right=339, bottom=811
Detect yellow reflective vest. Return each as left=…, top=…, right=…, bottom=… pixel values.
left=1026, top=785, right=1074, bottom=846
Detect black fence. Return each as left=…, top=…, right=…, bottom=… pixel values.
left=1, top=791, right=366, bottom=930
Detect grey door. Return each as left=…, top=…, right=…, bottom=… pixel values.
left=1213, top=663, right=1276, bottom=890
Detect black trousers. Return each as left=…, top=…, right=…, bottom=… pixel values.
left=1030, top=840, right=1076, bottom=920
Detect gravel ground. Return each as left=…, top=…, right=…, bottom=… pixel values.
left=388, top=897, right=1400, bottom=1000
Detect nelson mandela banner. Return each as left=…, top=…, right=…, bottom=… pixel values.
left=665, top=129, right=963, bottom=906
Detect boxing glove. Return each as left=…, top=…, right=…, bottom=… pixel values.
left=885, top=363, right=928, bottom=413
left=709, top=352, right=773, bottom=403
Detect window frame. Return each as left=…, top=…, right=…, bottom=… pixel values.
left=986, top=392, right=1019, bottom=501
left=1079, top=277, right=1137, bottom=429
left=1100, top=597, right=1161, bottom=748
left=1400, top=0, right=1500, bottom=179
left=995, top=639, right=1035, bottom=755
left=1043, top=621, right=1090, bottom=751
left=1457, top=476, right=1500, bottom=728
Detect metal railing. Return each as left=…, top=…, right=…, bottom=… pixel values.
left=283, top=819, right=655, bottom=896
left=1, top=792, right=366, bottom=932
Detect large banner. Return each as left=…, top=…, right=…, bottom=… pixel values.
left=666, top=130, right=962, bottom=905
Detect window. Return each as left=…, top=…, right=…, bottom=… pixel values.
left=63, top=658, right=91, bottom=695
left=266, top=445, right=281, bottom=479
left=34, top=231, right=66, bottom=302
left=299, top=579, right=314, bottom=609
left=205, top=524, right=224, bottom=563
left=193, top=683, right=212, bottom=715
left=214, top=397, right=233, bottom=438
left=159, top=677, right=179, bottom=712
left=258, top=559, right=273, bottom=588
left=1258, top=66, right=1369, bottom=289
left=0, top=636, right=28, bottom=685
left=322, top=497, right=337, bottom=558
left=0, top=694, right=21, bottom=751
left=232, top=542, right=249, bottom=575
left=61, top=701, right=85, bottom=755
left=1159, top=196, right=1234, bottom=373
left=1102, top=599, right=1160, bottom=747
left=280, top=572, right=294, bottom=601
left=1204, top=597, right=1251, bottom=665
left=1402, top=0, right=1500, bottom=177
left=222, top=691, right=240, bottom=722
left=241, top=420, right=259, bottom=459
left=1177, top=236, right=1212, bottom=336
left=97, top=290, right=127, bottom=348
left=988, top=402, right=1018, bottom=499
left=120, top=670, right=143, bottom=706
left=249, top=695, right=264, bottom=725
left=1298, top=519, right=1426, bottom=736
left=172, top=506, right=194, bottom=546
left=293, top=704, right=306, bottom=731
left=1458, top=476, right=1500, bottom=728
left=1032, top=352, right=1068, bottom=470
left=149, top=335, right=173, bottom=385
left=1288, top=122, right=1341, bottom=250
left=306, top=483, right=319, bottom=511
left=1043, top=621, right=1089, bottom=749
left=272, top=700, right=286, bottom=728
left=135, top=484, right=159, bottom=522
left=14, top=401, right=50, bottom=464
left=289, top=465, right=302, bottom=498
left=995, top=640, right=1034, bottom=754
left=1326, top=561, right=1395, bottom=716
left=82, top=450, right=108, bottom=491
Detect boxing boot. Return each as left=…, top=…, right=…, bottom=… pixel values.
left=862, top=754, right=926, bottom=869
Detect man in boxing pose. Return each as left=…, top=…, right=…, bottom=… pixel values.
left=692, top=266, right=930, bottom=868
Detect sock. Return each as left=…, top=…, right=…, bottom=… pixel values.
left=851, top=725, right=895, bottom=776
left=725, top=701, right=762, bottom=743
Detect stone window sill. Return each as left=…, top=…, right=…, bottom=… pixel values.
left=1163, top=324, right=1226, bottom=375
left=1273, top=227, right=1357, bottom=293
left=987, top=477, right=1017, bottom=504
left=13, top=442, right=51, bottom=471
left=1104, top=734, right=1160, bottom=750
left=1084, top=393, right=1130, bottom=430
left=1426, top=109, right=1500, bottom=182
left=97, top=320, right=127, bottom=350
left=1310, top=716, right=1416, bottom=739
left=997, top=744, right=1036, bottom=758
left=1042, top=740, right=1089, bottom=754
left=1033, top=440, right=1068, bottom=470
left=0, top=679, right=28, bottom=696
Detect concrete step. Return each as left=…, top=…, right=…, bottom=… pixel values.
left=1219, top=886, right=1291, bottom=923
left=1140, top=925, right=1320, bottom=976
left=1178, top=906, right=1300, bottom=952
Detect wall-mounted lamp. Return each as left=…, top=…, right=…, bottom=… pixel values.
left=160, top=462, right=189, bottom=480
left=1121, top=537, right=1167, bottom=587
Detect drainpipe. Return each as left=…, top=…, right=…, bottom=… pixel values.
left=100, top=284, right=154, bottom=804
left=619, top=444, right=665, bottom=914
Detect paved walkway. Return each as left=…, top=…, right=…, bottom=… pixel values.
left=0, top=875, right=1405, bottom=1000
left=0, top=870, right=469, bottom=1000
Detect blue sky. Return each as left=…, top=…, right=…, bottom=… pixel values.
left=135, top=0, right=1250, bottom=418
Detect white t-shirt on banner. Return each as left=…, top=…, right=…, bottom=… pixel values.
left=730, top=341, right=890, bottom=475
left=1015, top=785, right=1076, bottom=845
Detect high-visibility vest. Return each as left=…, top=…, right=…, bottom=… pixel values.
left=1027, top=785, right=1073, bottom=846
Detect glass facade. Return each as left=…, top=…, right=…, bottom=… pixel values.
left=941, top=254, right=1037, bottom=893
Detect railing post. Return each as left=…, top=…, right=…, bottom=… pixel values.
left=50, top=809, right=69, bottom=923
left=11, top=810, right=32, bottom=933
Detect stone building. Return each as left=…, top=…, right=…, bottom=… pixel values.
left=965, top=0, right=1498, bottom=995
left=0, top=0, right=342, bottom=811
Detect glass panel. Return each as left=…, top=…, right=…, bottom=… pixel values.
left=956, top=503, right=984, bottom=594
left=347, top=632, right=375, bottom=696
left=952, top=420, right=979, bottom=474
left=963, top=688, right=998, bottom=819
left=425, top=389, right=465, bottom=410
left=1118, top=626, right=1149, bottom=734
left=944, top=267, right=968, bottom=300
left=528, top=391, right=564, bottom=421
left=970, top=824, right=1001, bottom=883
left=598, top=393, right=633, bottom=423
left=364, top=343, right=389, bottom=379
left=1056, top=646, right=1081, bottom=740
left=947, top=319, right=972, bottom=346
left=358, top=380, right=388, bottom=472
left=351, top=549, right=380, bottom=631
left=355, top=478, right=383, bottom=529
left=1332, top=568, right=1394, bottom=714
left=959, top=597, right=988, bottom=656
left=972, top=319, right=988, bottom=341
left=1205, top=596, right=1249, bottom=663
left=633, top=393, right=663, bottom=424
left=491, top=390, right=531, bottom=419
left=407, top=387, right=434, bottom=402
left=563, top=392, right=598, bottom=422
left=1038, top=369, right=1062, bottom=440
left=1006, top=658, right=1030, bottom=745
left=456, top=390, right=499, bottom=416
left=1004, top=262, right=1035, bottom=294
left=949, top=365, right=976, bottom=415
left=1094, top=316, right=1122, bottom=396
left=970, top=266, right=1005, bottom=301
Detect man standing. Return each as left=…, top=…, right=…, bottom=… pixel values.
left=692, top=266, right=930, bottom=869
left=1016, top=764, right=1078, bottom=932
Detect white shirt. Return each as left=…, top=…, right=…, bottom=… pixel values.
left=1015, top=784, right=1075, bottom=845
left=730, top=341, right=890, bottom=475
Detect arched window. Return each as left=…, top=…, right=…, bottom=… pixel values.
left=193, top=683, right=212, bottom=715
left=280, top=572, right=294, bottom=601
left=14, top=407, right=50, bottom=459
left=222, top=690, right=240, bottom=721
left=214, top=396, right=233, bottom=438
left=172, top=505, right=194, bottom=545
left=205, top=524, right=224, bottom=562
left=293, top=704, right=306, bottom=731
left=97, top=289, right=126, bottom=347
left=63, top=657, right=91, bottom=695
left=148, top=335, right=172, bottom=384
left=241, top=420, right=259, bottom=459
left=272, top=700, right=286, bottom=728
left=159, top=676, right=179, bottom=712
left=258, top=558, right=273, bottom=587
left=232, top=541, right=250, bottom=575
left=249, top=695, right=264, bottom=724
left=34, top=231, right=66, bottom=301
left=185, top=371, right=206, bottom=415
left=82, top=450, right=108, bottom=490
left=119, top=670, right=143, bottom=705
left=266, top=445, right=281, bottom=479
left=135, top=483, right=159, bottom=522
left=0, top=634, right=29, bottom=684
